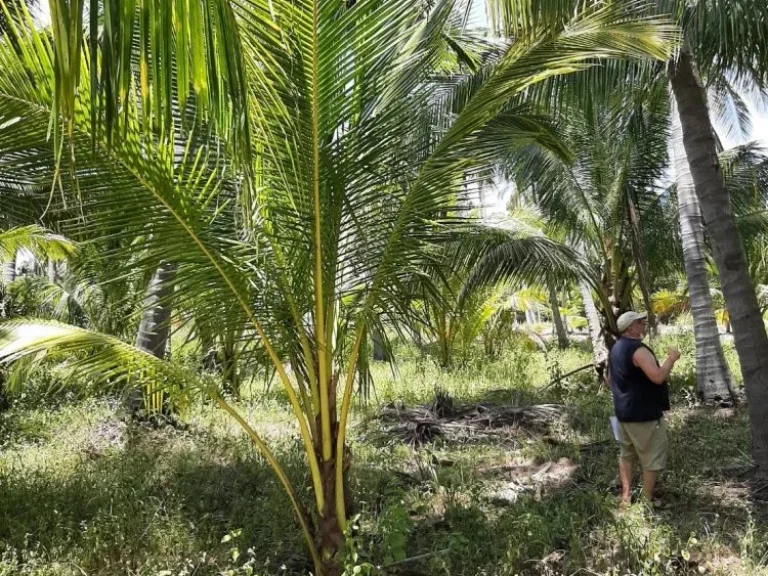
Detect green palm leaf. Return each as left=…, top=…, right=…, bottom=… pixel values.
left=0, top=0, right=681, bottom=568
left=0, top=225, right=74, bottom=261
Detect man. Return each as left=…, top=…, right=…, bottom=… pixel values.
left=609, top=311, right=680, bottom=505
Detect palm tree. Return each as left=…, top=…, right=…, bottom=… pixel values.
left=130, top=263, right=176, bottom=414
left=507, top=82, right=673, bottom=344
left=0, top=225, right=73, bottom=405
left=416, top=212, right=587, bottom=366
left=664, top=0, right=768, bottom=464
left=0, top=1, right=676, bottom=572
left=0, top=0, right=36, bottom=35
left=671, top=112, right=734, bottom=402
left=1, top=253, right=14, bottom=286
left=0, top=225, right=74, bottom=308
left=579, top=280, right=608, bottom=373
left=670, top=62, right=768, bottom=433
left=547, top=280, right=568, bottom=348
left=484, top=0, right=768, bottom=472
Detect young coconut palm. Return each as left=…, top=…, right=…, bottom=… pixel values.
left=0, top=0, right=677, bottom=572
left=506, top=81, right=674, bottom=347
left=0, top=225, right=74, bottom=313
left=415, top=208, right=589, bottom=366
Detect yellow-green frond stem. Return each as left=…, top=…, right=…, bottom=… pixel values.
left=269, top=238, right=320, bottom=416
left=212, top=393, right=323, bottom=575
left=309, top=0, right=332, bottom=463
left=334, top=322, right=366, bottom=527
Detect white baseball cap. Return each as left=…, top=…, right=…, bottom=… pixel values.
left=616, top=311, right=648, bottom=333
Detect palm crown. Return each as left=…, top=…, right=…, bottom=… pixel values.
left=0, top=0, right=678, bottom=571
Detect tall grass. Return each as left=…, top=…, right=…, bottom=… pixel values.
left=0, top=333, right=765, bottom=575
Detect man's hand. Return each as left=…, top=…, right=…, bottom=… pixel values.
left=667, top=347, right=681, bottom=363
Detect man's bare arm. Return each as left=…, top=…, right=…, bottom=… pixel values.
left=633, top=346, right=680, bottom=385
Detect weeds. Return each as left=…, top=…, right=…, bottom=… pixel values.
left=0, top=335, right=766, bottom=575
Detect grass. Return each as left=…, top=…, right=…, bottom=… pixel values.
left=1, top=333, right=767, bottom=576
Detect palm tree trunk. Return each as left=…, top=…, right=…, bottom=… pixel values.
left=669, top=48, right=768, bottom=471
left=220, top=326, right=240, bottom=396
left=580, top=282, right=608, bottom=377
left=671, top=111, right=734, bottom=404
left=436, top=312, right=451, bottom=367
left=525, top=308, right=534, bottom=326
left=135, top=264, right=175, bottom=356
left=372, top=326, right=387, bottom=361
left=318, top=456, right=345, bottom=576
left=1, top=250, right=15, bottom=320
left=46, top=259, right=58, bottom=283
left=0, top=249, right=11, bottom=405
left=130, top=263, right=175, bottom=413
left=2, top=250, right=15, bottom=285
left=548, top=282, right=568, bottom=349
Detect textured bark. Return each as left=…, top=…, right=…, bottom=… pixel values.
left=135, top=264, right=175, bottom=356
left=548, top=282, right=568, bottom=349
left=372, top=326, right=387, bottom=361
left=1, top=251, right=15, bottom=320
left=1, top=251, right=15, bottom=285
left=129, top=263, right=175, bottom=413
left=313, top=413, right=347, bottom=576
left=580, top=282, right=608, bottom=372
left=198, top=322, right=217, bottom=371
left=671, top=111, right=734, bottom=403
left=46, top=259, right=58, bottom=283
left=669, top=49, right=768, bottom=471
left=318, top=458, right=344, bottom=576
left=525, top=308, right=535, bottom=326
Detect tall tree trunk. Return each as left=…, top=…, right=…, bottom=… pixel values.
left=525, top=308, right=535, bottom=326
left=580, top=282, right=608, bottom=378
left=671, top=111, right=734, bottom=404
left=0, top=250, right=15, bottom=320
left=372, top=326, right=388, bottom=361
left=0, top=249, right=11, bottom=406
left=318, top=455, right=345, bottom=576
left=669, top=48, right=768, bottom=471
left=220, top=326, right=240, bottom=396
left=2, top=250, right=15, bottom=285
left=548, top=282, right=568, bottom=349
left=46, top=259, right=58, bottom=283
left=130, top=263, right=175, bottom=413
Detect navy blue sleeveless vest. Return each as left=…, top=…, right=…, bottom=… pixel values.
left=609, top=337, right=670, bottom=422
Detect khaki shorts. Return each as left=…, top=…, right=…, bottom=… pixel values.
left=618, top=418, right=668, bottom=471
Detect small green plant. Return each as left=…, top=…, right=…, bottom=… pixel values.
left=379, top=502, right=409, bottom=566
left=342, top=516, right=377, bottom=576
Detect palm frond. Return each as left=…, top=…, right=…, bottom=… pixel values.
left=0, top=225, right=75, bottom=261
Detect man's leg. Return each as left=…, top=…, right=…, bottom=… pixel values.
left=619, top=459, right=633, bottom=504
left=640, top=419, right=668, bottom=503
left=617, top=422, right=636, bottom=504
left=642, top=469, right=659, bottom=501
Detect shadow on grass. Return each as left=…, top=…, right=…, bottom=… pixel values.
left=0, top=425, right=310, bottom=575
left=350, top=394, right=767, bottom=575
left=0, top=388, right=763, bottom=576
